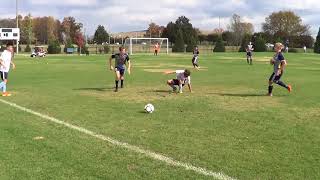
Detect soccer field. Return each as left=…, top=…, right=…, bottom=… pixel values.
left=1, top=52, right=319, bottom=180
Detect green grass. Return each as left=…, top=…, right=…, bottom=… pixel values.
left=0, top=52, right=320, bottom=179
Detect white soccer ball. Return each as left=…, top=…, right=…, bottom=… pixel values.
left=144, top=104, right=155, bottom=113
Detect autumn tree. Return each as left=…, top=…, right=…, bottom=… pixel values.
left=263, top=11, right=310, bottom=38
left=145, top=22, right=164, bottom=38
left=74, top=31, right=85, bottom=54
left=61, top=17, right=83, bottom=44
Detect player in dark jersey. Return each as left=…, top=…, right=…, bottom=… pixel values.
left=192, top=46, right=200, bottom=69
left=268, top=43, right=292, bottom=96
left=109, top=47, right=131, bottom=92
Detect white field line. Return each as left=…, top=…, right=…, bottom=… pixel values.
left=0, top=99, right=236, bottom=180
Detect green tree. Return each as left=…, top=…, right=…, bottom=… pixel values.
left=254, top=36, right=267, bottom=52
left=172, top=29, right=185, bottom=52
left=48, top=40, right=61, bottom=54
left=25, top=44, right=31, bottom=52
left=314, top=27, right=320, bottom=53
left=161, top=22, right=176, bottom=44
left=207, top=33, right=219, bottom=44
left=175, top=16, right=199, bottom=52
left=162, top=16, right=198, bottom=51
left=213, top=36, right=225, bottom=52
left=93, top=25, right=109, bottom=45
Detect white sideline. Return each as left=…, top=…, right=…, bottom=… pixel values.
left=0, top=99, right=236, bottom=180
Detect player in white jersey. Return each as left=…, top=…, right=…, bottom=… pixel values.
left=246, top=42, right=254, bottom=65
left=0, top=42, right=16, bottom=97
left=165, top=69, right=192, bottom=93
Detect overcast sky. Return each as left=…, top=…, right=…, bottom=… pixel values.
left=0, top=0, right=319, bottom=36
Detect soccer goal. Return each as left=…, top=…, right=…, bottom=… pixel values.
left=124, top=38, right=169, bottom=55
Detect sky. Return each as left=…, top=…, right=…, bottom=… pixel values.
left=0, top=0, right=319, bottom=36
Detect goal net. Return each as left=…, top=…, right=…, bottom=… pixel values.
left=124, top=38, right=169, bottom=55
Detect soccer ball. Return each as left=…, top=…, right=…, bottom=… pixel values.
left=144, top=104, right=155, bottom=113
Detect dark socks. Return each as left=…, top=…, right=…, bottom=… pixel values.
left=115, top=80, right=119, bottom=90
left=268, top=86, right=273, bottom=94
left=276, top=81, right=288, bottom=89
left=121, top=80, right=124, bottom=88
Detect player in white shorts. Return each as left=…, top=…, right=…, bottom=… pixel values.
left=0, top=42, right=16, bottom=97
left=165, top=69, right=192, bottom=93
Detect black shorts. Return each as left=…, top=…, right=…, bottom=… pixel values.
left=172, top=79, right=185, bottom=86
left=115, top=67, right=125, bottom=76
left=0, top=71, right=8, bottom=80
left=155, top=50, right=158, bottom=53
left=269, top=72, right=282, bottom=82
left=247, top=52, right=252, bottom=57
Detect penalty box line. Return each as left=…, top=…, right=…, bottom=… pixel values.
left=0, top=99, right=236, bottom=180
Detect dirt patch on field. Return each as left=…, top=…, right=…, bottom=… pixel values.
left=79, top=86, right=181, bottom=103
left=143, top=69, right=170, bottom=73
left=79, top=85, right=283, bottom=112
left=136, top=62, right=208, bottom=73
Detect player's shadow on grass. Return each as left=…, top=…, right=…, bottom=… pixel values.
left=73, top=87, right=113, bottom=92
left=214, top=93, right=268, bottom=97
left=214, top=93, right=287, bottom=97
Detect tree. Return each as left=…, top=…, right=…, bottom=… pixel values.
left=20, top=14, right=35, bottom=44
left=222, top=31, right=233, bottom=45
left=254, top=36, right=266, bottom=52
left=61, top=17, right=83, bottom=44
left=213, top=36, right=225, bottom=52
left=263, top=11, right=310, bottom=38
left=74, top=31, right=85, bottom=54
left=162, top=16, right=198, bottom=51
left=207, top=33, right=219, bottom=44
left=0, top=18, right=15, bottom=28
left=228, top=14, right=254, bottom=46
left=314, top=27, right=320, bottom=53
left=93, top=25, right=109, bottom=44
left=146, top=22, right=163, bottom=38
left=172, top=29, right=185, bottom=52
left=198, top=34, right=207, bottom=44
left=161, top=22, right=176, bottom=44
left=175, top=16, right=198, bottom=52
left=239, top=34, right=252, bottom=52
left=48, top=40, right=61, bottom=54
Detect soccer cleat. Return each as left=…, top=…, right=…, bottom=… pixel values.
left=287, top=85, right=292, bottom=93
left=2, top=92, right=12, bottom=97
left=267, top=93, right=273, bottom=97
left=114, top=88, right=118, bottom=92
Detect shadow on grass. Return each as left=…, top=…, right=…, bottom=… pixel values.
left=73, top=87, right=113, bottom=92
left=139, top=110, right=147, bottom=114
left=213, top=93, right=287, bottom=97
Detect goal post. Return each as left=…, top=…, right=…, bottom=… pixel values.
left=124, top=38, right=169, bottom=55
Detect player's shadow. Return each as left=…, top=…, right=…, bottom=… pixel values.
left=213, top=93, right=268, bottom=97
left=73, top=87, right=113, bottom=92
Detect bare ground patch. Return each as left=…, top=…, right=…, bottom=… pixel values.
left=78, top=85, right=283, bottom=112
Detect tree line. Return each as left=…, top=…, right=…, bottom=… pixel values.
left=1, top=10, right=319, bottom=54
